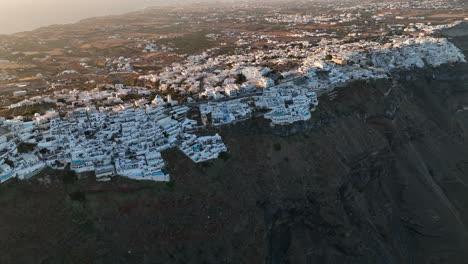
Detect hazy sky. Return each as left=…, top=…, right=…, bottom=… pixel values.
left=0, top=0, right=177, bottom=34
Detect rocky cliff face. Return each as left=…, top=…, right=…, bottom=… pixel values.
left=178, top=60, right=468, bottom=263
left=1, top=37, right=468, bottom=264
left=163, top=34, right=468, bottom=263
left=119, top=35, right=468, bottom=263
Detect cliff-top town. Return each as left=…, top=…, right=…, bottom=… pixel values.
left=0, top=0, right=466, bottom=183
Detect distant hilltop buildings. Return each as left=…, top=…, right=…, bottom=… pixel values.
left=139, top=35, right=465, bottom=101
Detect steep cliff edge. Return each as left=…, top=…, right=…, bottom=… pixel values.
left=175, top=60, right=468, bottom=263
left=1, top=37, right=468, bottom=263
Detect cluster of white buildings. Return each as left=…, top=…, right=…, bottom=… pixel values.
left=306, top=36, right=466, bottom=74
left=57, top=70, right=79, bottom=76
left=139, top=42, right=173, bottom=53
left=106, top=56, right=135, bottom=74
left=410, top=21, right=464, bottom=34
left=7, top=84, right=162, bottom=110
left=139, top=32, right=466, bottom=129
left=0, top=118, right=47, bottom=183
left=265, top=13, right=361, bottom=25
left=199, top=99, right=252, bottom=126
left=256, top=83, right=319, bottom=125
left=0, top=103, right=228, bottom=184
left=179, top=133, right=227, bottom=163
left=289, top=30, right=333, bottom=38
left=138, top=50, right=276, bottom=100
left=340, top=0, right=463, bottom=13
left=139, top=35, right=465, bottom=104
left=8, top=95, right=56, bottom=109
left=0, top=74, right=17, bottom=82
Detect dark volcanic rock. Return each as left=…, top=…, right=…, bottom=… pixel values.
left=442, top=22, right=468, bottom=38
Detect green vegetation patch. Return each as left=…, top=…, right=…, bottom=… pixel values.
left=5, top=158, right=14, bottom=167
left=17, top=142, right=37, bottom=153
left=10, top=39, right=50, bottom=52
left=218, top=151, right=231, bottom=161
left=273, top=143, right=282, bottom=152
left=62, top=170, right=78, bottom=185
left=165, top=180, right=176, bottom=191
left=160, top=30, right=219, bottom=55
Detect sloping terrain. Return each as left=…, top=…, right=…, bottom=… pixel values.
left=1, top=36, right=468, bottom=263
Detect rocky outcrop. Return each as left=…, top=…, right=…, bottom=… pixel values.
left=196, top=57, right=468, bottom=263
left=442, top=22, right=468, bottom=37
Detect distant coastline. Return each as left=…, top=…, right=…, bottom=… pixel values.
left=0, top=0, right=237, bottom=35
left=0, top=1, right=159, bottom=35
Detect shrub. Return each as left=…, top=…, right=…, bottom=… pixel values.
left=123, top=80, right=132, bottom=87
left=69, top=191, right=86, bottom=203
left=63, top=170, right=77, bottom=184
left=200, top=161, right=213, bottom=169
left=5, top=158, right=14, bottom=167
left=218, top=152, right=231, bottom=161
left=273, top=143, right=282, bottom=152
left=166, top=180, right=176, bottom=190
left=39, top=148, right=49, bottom=154
left=235, top=73, right=247, bottom=84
